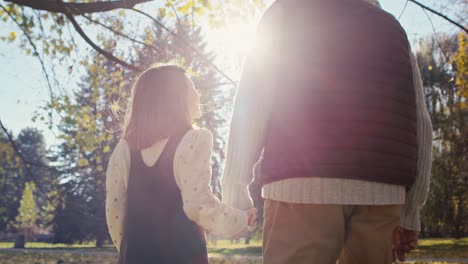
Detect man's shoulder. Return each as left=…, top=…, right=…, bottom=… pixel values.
left=260, top=0, right=284, bottom=23
left=360, top=1, right=407, bottom=36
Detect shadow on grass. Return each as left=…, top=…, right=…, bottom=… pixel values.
left=208, top=246, right=262, bottom=256
left=0, top=246, right=116, bottom=252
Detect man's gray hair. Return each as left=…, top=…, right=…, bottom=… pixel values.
left=367, top=0, right=382, bottom=8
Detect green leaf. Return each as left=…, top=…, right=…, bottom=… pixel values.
left=8, top=31, right=16, bottom=42
left=103, top=145, right=110, bottom=153
left=78, top=158, right=89, bottom=167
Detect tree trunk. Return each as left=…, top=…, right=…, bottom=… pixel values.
left=95, top=233, right=105, bottom=248
left=14, top=234, right=25, bottom=249
left=245, top=236, right=251, bottom=245
left=452, top=225, right=462, bottom=239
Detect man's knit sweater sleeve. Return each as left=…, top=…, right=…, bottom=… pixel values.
left=221, top=2, right=283, bottom=210
left=400, top=52, right=433, bottom=231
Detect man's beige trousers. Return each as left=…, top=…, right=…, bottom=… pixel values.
left=263, top=199, right=401, bottom=264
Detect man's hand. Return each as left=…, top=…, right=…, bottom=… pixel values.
left=392, top=226, right=419, bottom=262
left=246, top=207, right=257, bottom=226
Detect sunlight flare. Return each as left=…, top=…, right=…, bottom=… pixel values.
left=208, top=22, right=259, bottom=59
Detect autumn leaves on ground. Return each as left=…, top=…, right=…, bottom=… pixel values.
left=1, top=238, right=468, bottom=264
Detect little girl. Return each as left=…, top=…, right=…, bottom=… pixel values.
left=105, top=65, right=256, bottom=264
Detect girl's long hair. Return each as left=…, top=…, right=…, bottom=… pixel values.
left=123, top=65, right=192, bottom=150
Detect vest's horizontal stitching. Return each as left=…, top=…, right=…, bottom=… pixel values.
left=274, top=148, right=419, bottom=164
left=293, top=89, right=416, bottom=108
left=306, top=131, right=418, bottom=148
left=338, top=74, right=415, bottom=86
left=291, top=50, right=411, bottom=66
left=265, top=145, right=417, bottom=167
left=336, top=69, right=413, bottom=82
left=290, top=164, right=417, bottom=176
left=314, top=133, right=418, bottom=148
left=290, top=141, right=418, bottom=159
left=285, top=72, right=415, bottom=89
left=291, top=35, right=411, bottom=57
left=276, top=148, right=419, bottom=165
left=319, top=24, right=407, bottom=42
left=319, top=97, right=417, bottom=114
left=285, top=58, right=413, bottom=75
left=308, top=48, right=412, bottom=67
left=286, top=92, right=415, bottom=107
left=294, top=104, right=417, bottom=125
left=268, top=123, right=418, bottom=145
left=262, top=164, right=416, bottom=179
left=299, top=60, right=412, bottom=75
left=299, top=42, right=410, bottom=60
left=287, top=114, right=418, bottom=133
left=302, top=61, right=414, bottom=80
left=298, top=101, right=417, bottom=121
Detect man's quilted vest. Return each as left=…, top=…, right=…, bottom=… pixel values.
left=259, top=0, right=417, bottom=187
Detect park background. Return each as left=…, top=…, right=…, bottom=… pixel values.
left=0, top=0, right=467, bottom=263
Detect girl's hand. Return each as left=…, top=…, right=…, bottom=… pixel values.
left=231, top=227, right=248, bottom=240
left=246, top=207, right=257, bottom=226
left=231, top=208, right=257, bottom=239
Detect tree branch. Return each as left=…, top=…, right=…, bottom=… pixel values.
left=130, top=8, right=237, bottom=87
left=81, top=14, right=157, bottom=52
left=4, top=0, right=153, bottom=15
left=408, top=0, right=468, bottom=33
left=398, top=0, right=409, bottom=20
left=55, top=0, right=141, bottom=71
left=421, top=8, right=451, bottom=64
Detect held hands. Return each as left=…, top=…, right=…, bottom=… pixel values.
left=231, top=207, right=258, bottom=240
left=392, top=226, right=419, bottom=262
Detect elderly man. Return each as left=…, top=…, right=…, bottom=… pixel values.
left=222, top=0, right=432, bottom=263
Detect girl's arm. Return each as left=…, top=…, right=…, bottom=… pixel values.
left=105, top=140, right=130, bottom=251
left=174, top=128, right=248, bottom=237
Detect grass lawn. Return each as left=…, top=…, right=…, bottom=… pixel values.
left=209, top=238, right=468, bottom=260
left=408, top=237, right=468, bottom=259
left=0, top=238, right=467, bottom=263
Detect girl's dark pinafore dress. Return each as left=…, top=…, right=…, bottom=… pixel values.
left=118, top=129, right=208, bottom=264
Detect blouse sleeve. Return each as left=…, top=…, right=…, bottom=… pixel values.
left=174, top=128, right=249, bottom=237
left=105, top=139, right=130, bottom=252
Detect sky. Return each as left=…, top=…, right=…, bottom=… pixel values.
left=0, top=0, right=462, bottom=147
